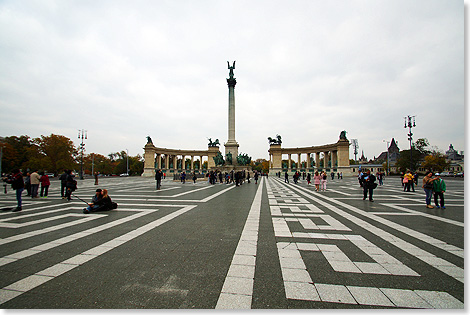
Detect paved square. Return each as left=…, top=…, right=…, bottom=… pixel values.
left=0, top=175, right=464, bottom=308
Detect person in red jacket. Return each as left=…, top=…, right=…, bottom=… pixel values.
left=39, top=171, right=51, bottom=198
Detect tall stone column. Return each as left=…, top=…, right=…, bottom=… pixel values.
left=165, top=155, right=169, bottom=170
left=225, top=61, right=239, bottom=164
left=156, top=154, right=161, bottom=170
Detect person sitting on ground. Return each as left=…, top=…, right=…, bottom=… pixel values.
left=83, top=189, right=103, bottom=213
left=83, top=189, right=116, bottom=213
left=97, top=189, right=114, bottom=211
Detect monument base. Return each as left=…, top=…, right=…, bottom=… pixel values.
left=210, top=165, right=252, bottom=173
left=142, top=168, right=155, bottom=177
left=224, top=141, right=239, bottom=165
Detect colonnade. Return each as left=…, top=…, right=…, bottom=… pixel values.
left=268, top=138, right=350, bottom=175
left=142, top=142, right=219, bottom=177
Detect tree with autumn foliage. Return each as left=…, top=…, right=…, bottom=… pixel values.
left=421, top=152, right=450, bottom=173
left=28, top=134, right=78, bottom=174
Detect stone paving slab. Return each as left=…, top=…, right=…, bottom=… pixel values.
left=0, top=175, right=464, bottom=309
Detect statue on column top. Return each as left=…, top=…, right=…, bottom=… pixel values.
left=227, top=61, right=236, bottom=79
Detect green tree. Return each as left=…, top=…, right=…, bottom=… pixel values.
left=84, top=153, right=114, bottom=175
left=29, top=134, right=78, bottom=174
left=128, top=155, right=144, bottom=175
left=251, top=159, right=269, bottom=173
left=421, top=152, right=450, bottom=172
left=415, top=138, right=431, bottom=155
left=0, top=136, right=33, bottom=173
left=396, top=149, right=423, bottom=172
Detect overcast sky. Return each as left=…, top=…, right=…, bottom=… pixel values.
left=0, top=0, right=465, bottom=162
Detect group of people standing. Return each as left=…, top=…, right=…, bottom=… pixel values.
left=2, top=169, right=52, bottom=212
left=16, top=170, right=51, bottom=199
left=401, top=170, right=419, bottom=192
left=422, top=171, right=446, bottom=209
left=285, top=170, right=341, bottom=192
left=1, top=169, right=79, bottom=212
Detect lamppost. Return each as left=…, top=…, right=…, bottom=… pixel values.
left=383, top=140, right=390, bottom=175
left=126, top=149, right=129, bottom=175
left=78, top=130, right=87, bottom=180
left=351, top=139, right=359, bottom=163
left=404, top=116, right=416, bottom=171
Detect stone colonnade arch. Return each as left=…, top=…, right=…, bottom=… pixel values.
left=142, top=142, right=220, bottom=177
left=268, top=138, right=350, bottom=175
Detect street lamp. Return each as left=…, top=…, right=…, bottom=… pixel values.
left=404, top=116, right=416, bottom=171
left=351, top=139, right=359, bottom=162
left=78, top=130, right=87, bottom=180
left=383, top=140, right=390, bottom=175
left=126, top=149, right=129, bottom=175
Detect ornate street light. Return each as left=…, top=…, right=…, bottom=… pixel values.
left=78, top=129, right=87, bottom=180
left=404, top=116, right=416, bottom=171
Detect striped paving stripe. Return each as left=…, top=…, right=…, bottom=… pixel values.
left=215, top=178, right=264, bottom=309
left=0, top=205, right=197, bottom=305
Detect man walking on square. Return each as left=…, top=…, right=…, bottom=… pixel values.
left=433, top=173, right=446, bottom=209
left=59, top=170, right=67, bottom=199
left=361, top=170, right=377, bottom=202
left=4, top=169, right=24, bottom=212
left=155, top=169, right=163, bottom=190
left=30, top=170, right=40, bottom=198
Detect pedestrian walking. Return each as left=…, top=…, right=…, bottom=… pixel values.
left=94, top=172, right=99, bottom=185
left=433, top=173, right=446, bottom=209
left=403, top=170, right=415, bottom=192
left=155, top=169, right=163, bottom=190
left=361, top=170, right=377, bottom=201
left=192, top=172, right=197, bottom=184
left=376, top=172, right=383, bottom=186
left=358, top=171, right=364, bottom=187
left=24, top=172, right=31, bottom=196
left=306, top=173, right=311, bottom=185
left=313, top=171, right=321, bottom=191
left=422, top=171, right=438, bottom=209
left=331, top=172, right=335, bottom=180
left=254, top=171, right=259, bottom=184
left=284, top=172, right=289, bottom=183
left=320, top=171, right=327, bottom=191
left=30, top=170, right=40, bottom=198
left=59, top=170, right=67, bottom=198
left=39, top=171, right=50, bottom=198
left=64, top=170, right=76, bottom=201
left=181, top=171, right=186, bottom=184
left=4, top=169, right=24, bottom=212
